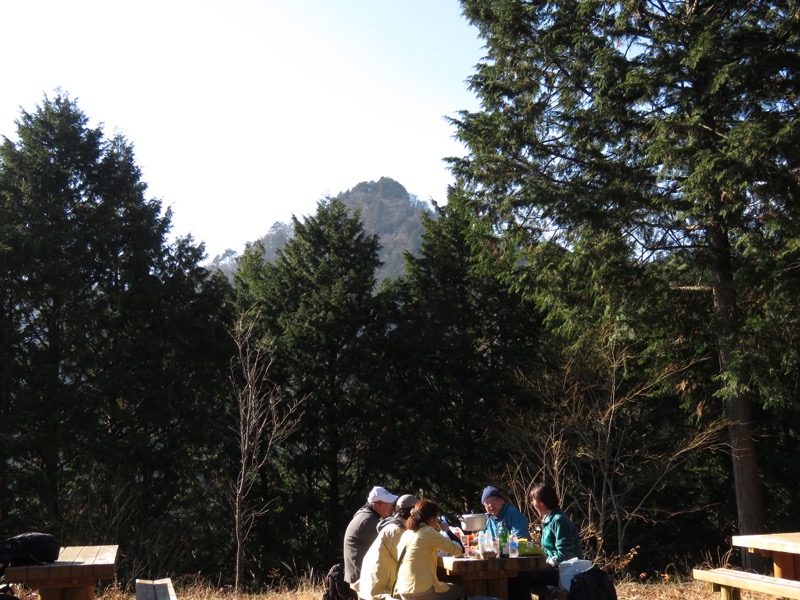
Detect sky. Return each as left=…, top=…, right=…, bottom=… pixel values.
left=1, top=1, right=485, bottom=259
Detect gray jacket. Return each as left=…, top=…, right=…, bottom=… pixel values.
left=343, top=504, right=381, bottom=583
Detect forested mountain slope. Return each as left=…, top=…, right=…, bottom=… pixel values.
left=209, top=177, right=431, bottom=282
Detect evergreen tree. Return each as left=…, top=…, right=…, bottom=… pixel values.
left=0, top=94, right=231, bottom=575
left=388, top=199, right=545, bottom=513
left=451, top=0, right=800, bottom=543
left=233, top=197, right=391, bottom=569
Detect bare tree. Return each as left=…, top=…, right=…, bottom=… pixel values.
left=504, top=327, right=728, bottom=572
left=228, top=306, right=304, bottom=594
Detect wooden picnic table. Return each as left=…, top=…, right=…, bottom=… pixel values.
left=733, top=533, right=800, bottom=580
left=437, top=554, right=544, bottom=600
left=4, top=545, right=119, bottom=600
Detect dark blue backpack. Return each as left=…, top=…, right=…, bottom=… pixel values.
left=567, top=566, right=617, bottom=600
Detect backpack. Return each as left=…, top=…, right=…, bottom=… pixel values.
left=567, top=566, right=617, bottom=600
left=0, top=532, right=60, bottom=574
left=321, top=562, right=356, bottom=600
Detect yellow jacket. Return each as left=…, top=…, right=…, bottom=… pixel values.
left=353, top=522, right=406, bottom=600
left=394, top=525, right=463, bottom=595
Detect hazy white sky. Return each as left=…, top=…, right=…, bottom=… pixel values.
left=1, top=1, right=484, bottom=258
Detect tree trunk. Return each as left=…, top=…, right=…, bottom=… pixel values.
left=708, top=224, right=766, bottom=569
left=235, top=489, right=244, bottom=593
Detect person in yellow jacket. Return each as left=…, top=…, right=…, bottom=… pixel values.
left=394, top=499, right=464, bottom=600
left=352, top=494, right=419, bottom=600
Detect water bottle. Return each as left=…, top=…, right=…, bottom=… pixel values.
left=509, top=531, right=519, bottom=558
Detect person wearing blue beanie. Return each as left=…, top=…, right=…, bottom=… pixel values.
left=480, top=485, right=529, bottom=539
left=481, top=486, right=531, bottom=600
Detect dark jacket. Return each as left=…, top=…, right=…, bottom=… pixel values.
left=343, top=504, right=381, bottom=583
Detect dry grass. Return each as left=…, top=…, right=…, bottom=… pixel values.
left=8, top=577, right=783, bottom=600
left=106, top=579, right=782, bottom=600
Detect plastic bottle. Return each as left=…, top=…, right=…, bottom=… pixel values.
left=498, top=521, right=509, bottom=558
left=508, top=531, right=519, bottom=558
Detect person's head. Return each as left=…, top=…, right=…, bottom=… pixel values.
left=529, top=483, right=560, bottom=516
left=395, top=494, right=419, bottom=521
left=481, top=485, right=506, bottom=517
left=368, top=486, right=398, bottom=518
left=406, top=499, right=441, bottom=531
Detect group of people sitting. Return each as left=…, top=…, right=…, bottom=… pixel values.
left=342, top=483, right=583, bottom=600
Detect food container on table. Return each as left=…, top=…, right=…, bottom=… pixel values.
left=460, top=513, right=487, bottom=532
left=477, top=531, right=498, bottom=558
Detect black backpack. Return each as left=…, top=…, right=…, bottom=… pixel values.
left=321, top=562, right=356, bottom=600
left=567, top=566, right=617, bottom=600
left=0, top=532, right=60, bottom=574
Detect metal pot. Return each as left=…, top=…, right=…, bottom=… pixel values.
left=460, top=513, right=487, bottom=532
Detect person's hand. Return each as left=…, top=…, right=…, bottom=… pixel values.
left=546, top=556, right=560, bottom=567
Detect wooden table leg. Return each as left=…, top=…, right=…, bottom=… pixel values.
left=773, top=551, right=796, bottom=580
left=720, top=587, right=741, bottom=600
left=485, top=577, right=509, bottom=599
left=442, top=573, right=509, bottom=600
left=37, top=585, right=94, bottom=600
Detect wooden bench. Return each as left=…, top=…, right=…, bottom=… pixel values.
left=4, top=545, right=118, bottom=600
left=135, top=578, right=178, bottom=600
left=693, top=567, right=800, bottom=599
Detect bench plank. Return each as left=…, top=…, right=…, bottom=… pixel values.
left=136, top=578, right=178, bottom=600
left=5, top=545, right=119, bottom=583
left=693, top=568, right=800, bottom=599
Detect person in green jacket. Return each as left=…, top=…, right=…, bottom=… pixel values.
left=523, top=483, right=583, bottom=589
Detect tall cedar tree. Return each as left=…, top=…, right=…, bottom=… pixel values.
left=386, top=201, right=545, bottom=515
left=451, top=0, right=800, bottom=543
left=233, top=198, right=393, bottom=570
left=0, top=94, right=232, bottom=576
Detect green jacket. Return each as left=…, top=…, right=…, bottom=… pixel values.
left=540, top=509, right=582, bottom=562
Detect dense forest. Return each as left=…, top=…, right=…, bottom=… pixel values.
left=2, top=0, right=799, bottom=593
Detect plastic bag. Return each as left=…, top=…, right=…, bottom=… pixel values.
left=558, top=557, right=592, bottom=591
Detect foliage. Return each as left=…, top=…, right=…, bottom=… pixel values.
left=451, top=0, right=800, bottom=544
left=5, top=67, right=800, bottom=589
left=384, top=199, right=547, bottom=515
left=0, top=93, right=233, bottom=578
left=233, top=198, right=396, bottom=576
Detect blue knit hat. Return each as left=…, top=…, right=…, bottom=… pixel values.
left=481, top=485, right=503, bottom=504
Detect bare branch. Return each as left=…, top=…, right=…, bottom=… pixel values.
left=228, top=304, right=305, bottom=594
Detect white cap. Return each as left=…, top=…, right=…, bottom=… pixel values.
left=367, top=486, right=398, bottom=504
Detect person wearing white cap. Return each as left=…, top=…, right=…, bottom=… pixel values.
left=352, top=494, right=419, bottom=600
left=343, top=486, right=398, bottom=585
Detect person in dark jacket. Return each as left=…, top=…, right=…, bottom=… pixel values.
left=343, top=486, right=398, bottom=585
